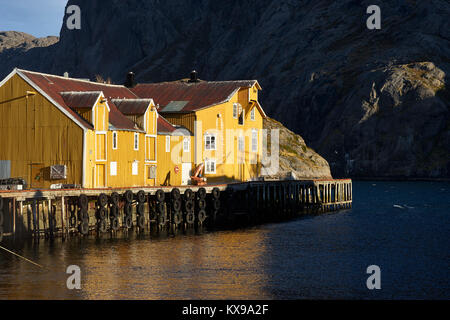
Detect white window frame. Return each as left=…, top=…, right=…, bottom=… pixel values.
left=110, top=161, right=117, bottom=176
left=250, top=108, right=255, bottom=121
left=238, top=109, right=244, bottom=125
left=251, top=129, right=258, bottom=152
left=205, top=159, right=216, bottom=174
left=183, top=137, right=190, bottom=152
left=134, top=133, right=139, bottom=151
left=233, top=103, right=238, bottom=119
left=204, top=133, right=216, bottom=151
left=238, top=136, right=245, bottom=152
left=112, top=131, right=118, bottom=150
left=132, top=161, right=138, bottom=176
left=166, top=135, right=171, bottom=152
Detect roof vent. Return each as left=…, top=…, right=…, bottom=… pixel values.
left=63, top=72, right=69, bottom=78
left=189, top=70, right=199, bottom=83
left=125, top=71, right=136, bottom=88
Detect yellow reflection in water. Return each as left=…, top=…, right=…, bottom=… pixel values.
left=71, top=229, right=272, bottom=300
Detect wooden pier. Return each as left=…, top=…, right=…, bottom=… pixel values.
left=0, top=179, right=352, bottom=242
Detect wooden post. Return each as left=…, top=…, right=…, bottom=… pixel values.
left=37, top=201, right=41, bottom=238
left=329, top=184, right=332, bottom=203
left=262, top=184, right=266, bottom=209
left=19, top=201, right=23, bottom=238
left=42, top=201, right=47, bottom=238
left=48, top=199, right=53, bottom=239
left=61, top=196, right=65, bottom=240
left=12, top=198, right=16, bottom=239
left=343, top=182, right=347, bottom=201
left=312, top=185, right=316, bottom=204
left=347, top=182, right=350, bottom=202
left=32, top=200, right=37, bottom=239
left=256, top=185, right=259, bottom=210
left=305, top=186, right=308, bottom=205
left=338, top=183, right=341, bottom=207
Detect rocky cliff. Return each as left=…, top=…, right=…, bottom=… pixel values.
left=1, top=0, right=449, bottom=178
left=263, top=117, right=332, bottom=179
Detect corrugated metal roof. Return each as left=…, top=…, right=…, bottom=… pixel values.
left=60, top=91, right=102, bottom=109
left=157, top=115, right=177, bottom=134
left=13, top=69, right=263, bottom=134
left=111, top=98, right=152, bottom=115
left=131, top=80, right=259, bottom=112
left=18, top=69, right=140, bottom=131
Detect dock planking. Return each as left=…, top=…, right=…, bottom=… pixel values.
left=0, top=179, right=352, bottom=242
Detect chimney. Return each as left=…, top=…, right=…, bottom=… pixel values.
left=63, top=72, right=69, bottom=78
left=125, top=71, right=136, bottom=88
left=189, top=70, right=199, bottom=83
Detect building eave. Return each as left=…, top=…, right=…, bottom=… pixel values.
left=15, top=69, right=89, bottom=131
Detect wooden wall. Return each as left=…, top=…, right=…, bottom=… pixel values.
left=0, top=74, right=84, bottom=188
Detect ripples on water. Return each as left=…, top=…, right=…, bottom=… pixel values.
left=0, top=181, right=449, bottom=299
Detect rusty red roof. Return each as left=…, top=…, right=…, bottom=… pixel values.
left=131, top=80, right=259, bottom=112
left=12, top=69, right=261, bottom=133
left=18, top=69, right=140, bottom=131
left=60, top=91, right=102, bottom=109
left=111, top=98, right=153, bottom=115
left=157, top=115, right=176, bottom=134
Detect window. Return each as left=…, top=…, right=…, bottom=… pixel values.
left=205, top=134, right=216, bottom=150
left=0, top=160, right=11, bottom=179
left=132, top=161, right=138, bottom=176
left=205, top=159, right=216, bottom=174
left=110, top=162, right=117, bottom=176
left=183, top=137, right=190, bottom=152
left=250, top=108, right=255, bottom=121
left=112, top=131, right=118, bottom=150
left=233, top=103, right=238, bottom=119
left=134, top=133, right=139, bottom=151
left=238, top=136, right=245, bottom=152
left=238, top=109, right=244, bottom=125
left=165, top=136, right=170, bottom=152
left=148, top=165, right=156, bottom=179
left=252, top=129, right=258, bottom=152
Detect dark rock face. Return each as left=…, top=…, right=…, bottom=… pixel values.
left=1, top=0, right=449, bottom=178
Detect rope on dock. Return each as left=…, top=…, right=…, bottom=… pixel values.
left=0, top=245, right=44, bottom=269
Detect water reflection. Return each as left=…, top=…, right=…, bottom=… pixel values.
left=1, top=228, right=271, bottom=300
left=1, top=181, right=449, bottom=299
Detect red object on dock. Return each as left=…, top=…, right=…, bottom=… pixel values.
left=191, top=163, right=207, bottom=186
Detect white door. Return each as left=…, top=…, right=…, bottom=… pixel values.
left=182, top=163, right=192, bottom=186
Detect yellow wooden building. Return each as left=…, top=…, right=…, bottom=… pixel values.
left=0, top=68, right=265, bottom=189
left=131, top=72, right=266, bottom=183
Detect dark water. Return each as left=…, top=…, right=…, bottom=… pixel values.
left=0, top=181, right=449, bottom=300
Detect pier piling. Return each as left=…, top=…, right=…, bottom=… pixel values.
left=0, top=179, right=351, bottom=241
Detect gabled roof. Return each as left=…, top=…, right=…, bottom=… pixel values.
left=131, top=80, right=261, bottom=113
left=111, top=98, right=153, bottom=116
left=1, top=68, right=265, bottom=133
left=60, top=91, right=103, bottom=109
left=16, top=69, right=141, bottom=131
left=157, top=116, right=177, bottom=134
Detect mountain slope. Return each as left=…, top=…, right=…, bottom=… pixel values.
left=1, top=0, right=449, bottom=178
left=0, top=31, right=58, bottom=73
